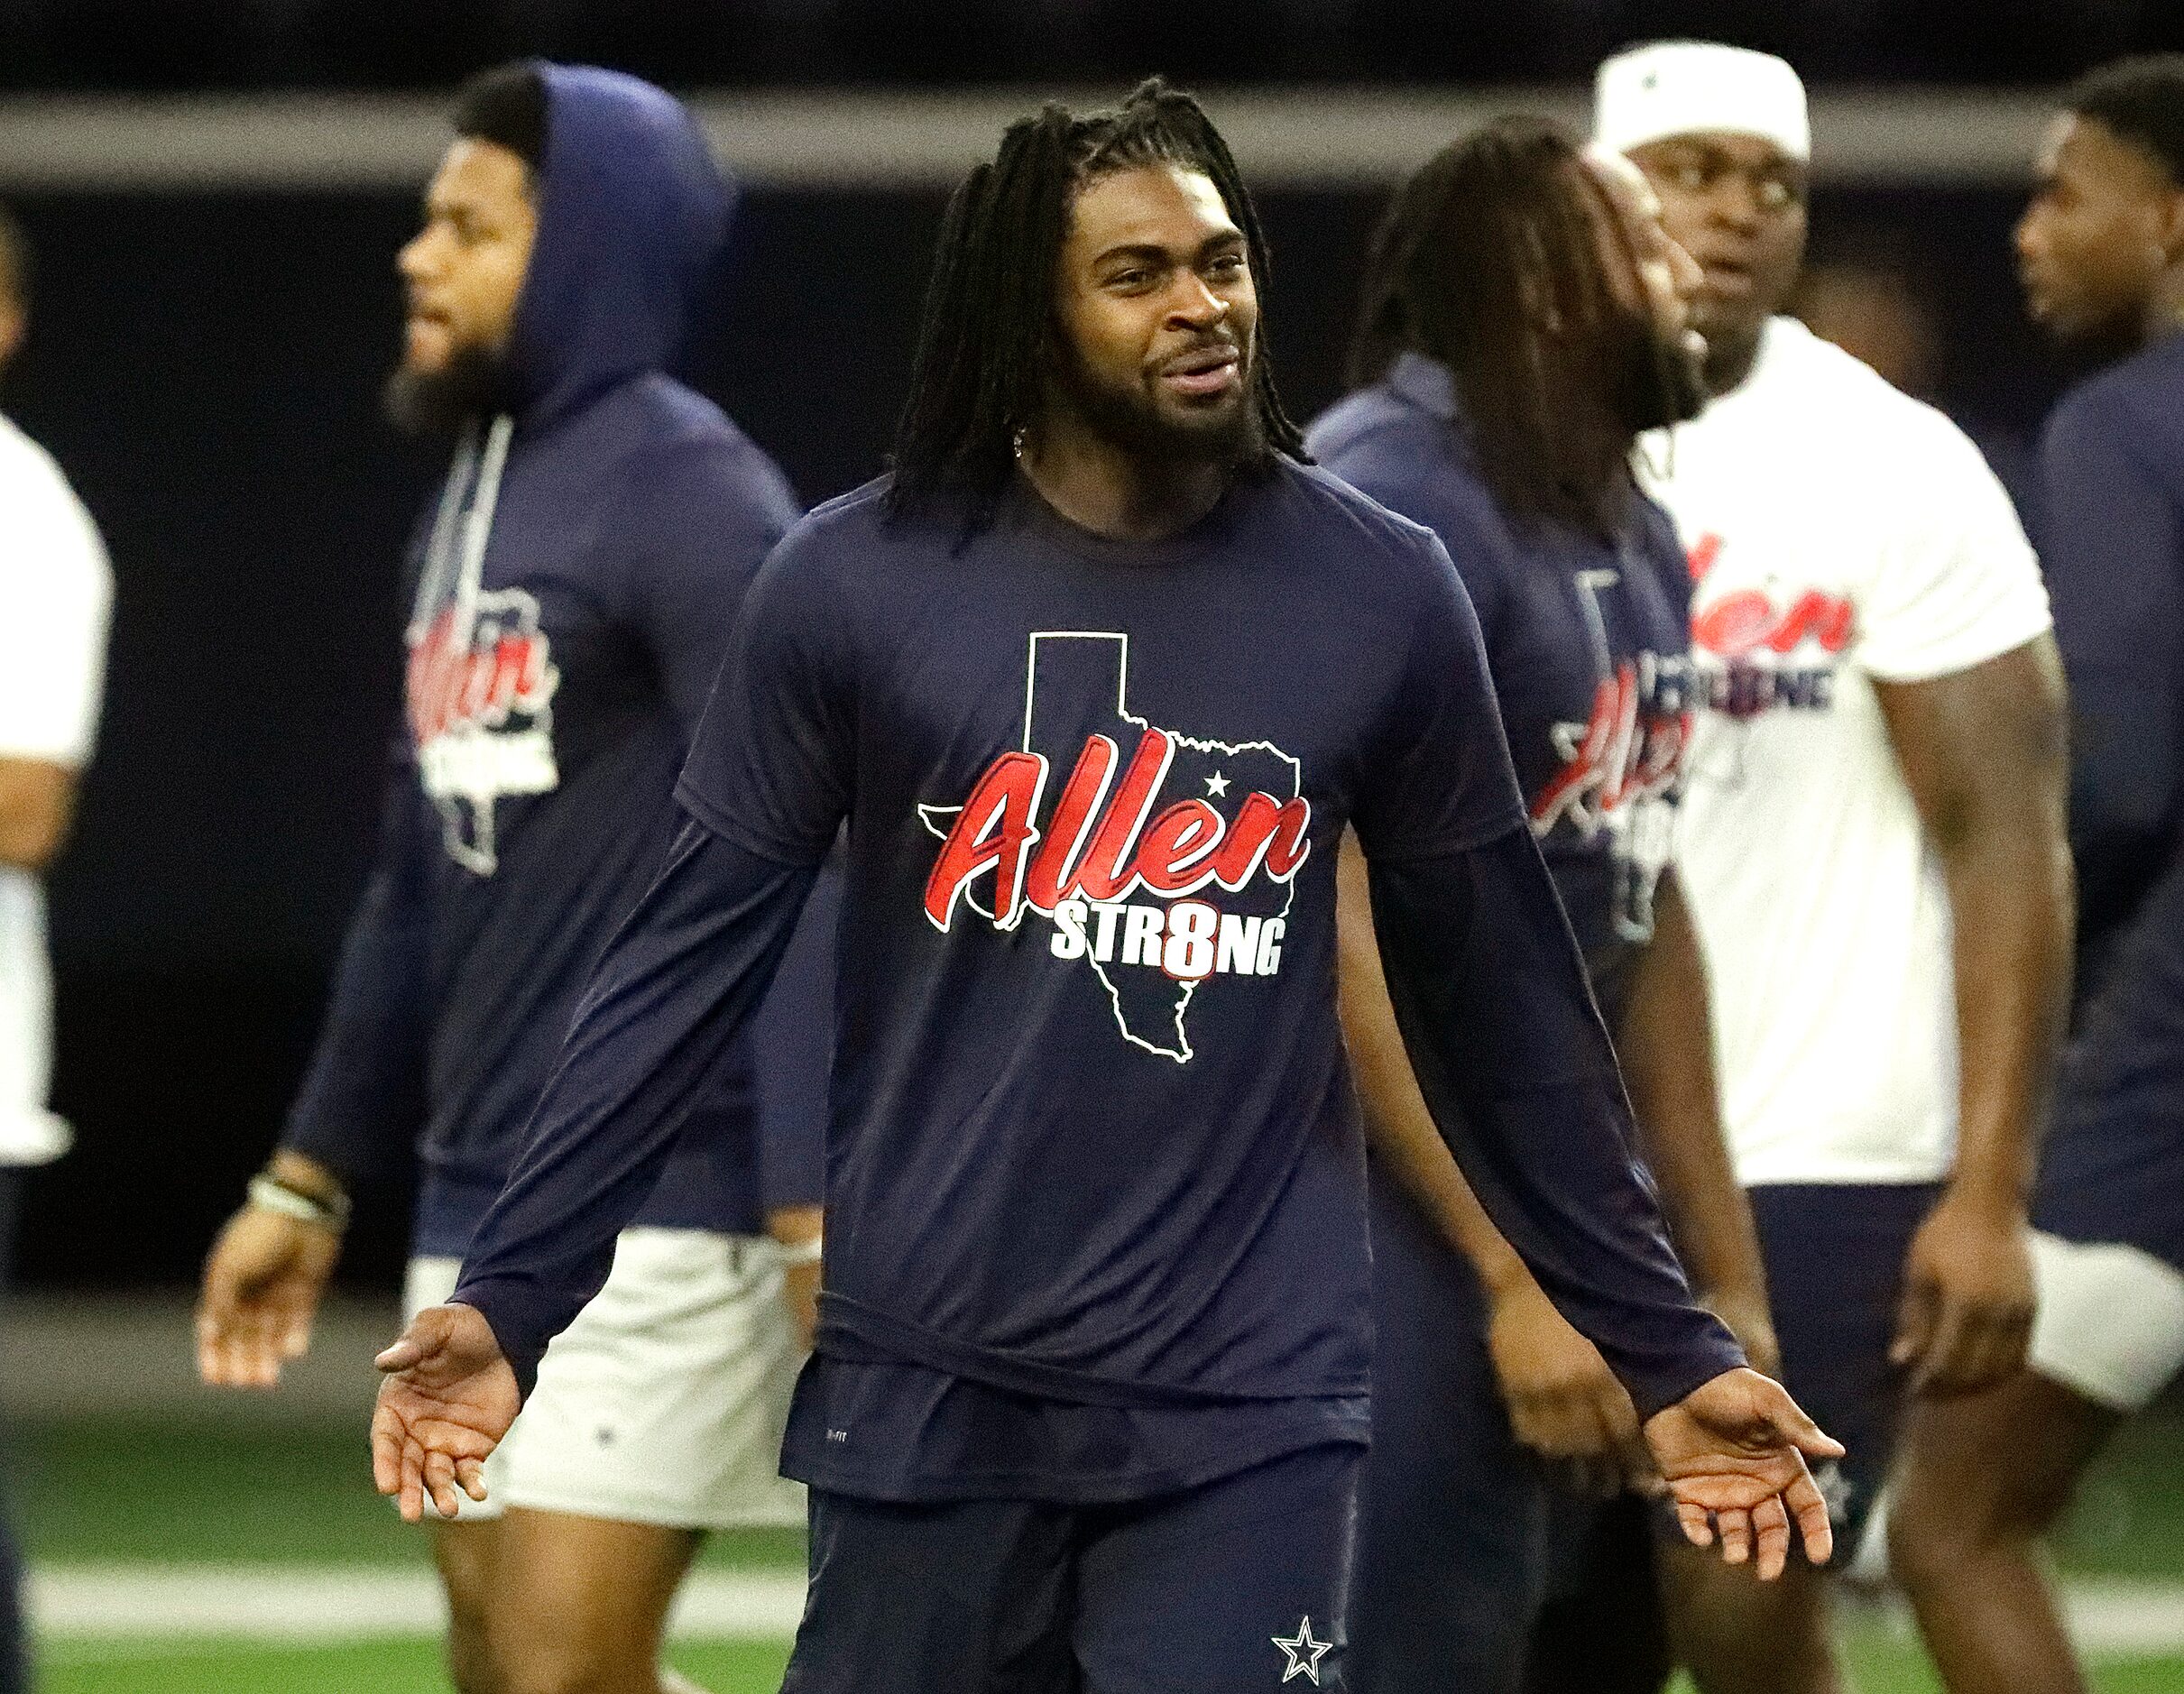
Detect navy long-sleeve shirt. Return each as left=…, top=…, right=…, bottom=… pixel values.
left=1309, top=354, right=1697, bottom=1022
left=2030, top=332, right=2184, bottom=1276
left=453, top=465, right=1742, bottom=1501
left=281, top=65, right=823, bottom=1249
left=2039, top=333, right=2184, bottom=1000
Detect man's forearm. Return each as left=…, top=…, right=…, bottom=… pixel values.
left=1877, top=643, right=2074, bottom=1215
left=453, top=819, right=821, bottom=1396
left=1940, top=822, right=2073, bottom=1211
left=281, top=777, right=438, bottom=1190
left=1334, top=830, right=1529, bottom=1296
left=1367, top=827, right=1743, bottom=1420
left=1616, top=869, right=1766, bottom=1305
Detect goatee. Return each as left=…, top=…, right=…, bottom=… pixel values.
left=384, top=346, right=517, bottom=439
left=1614, top=318, right=1709, bottom=434
left=1051, top=338, right=1265, bottom=467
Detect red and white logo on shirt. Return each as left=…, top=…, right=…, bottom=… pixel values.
left=1687, top=531, right=1855, bottom=721
left=919, top=633, right=1310, bottom=1063
left=406, top=588, right=561, bottom=876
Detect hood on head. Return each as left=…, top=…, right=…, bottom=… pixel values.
left=505, top=63, right=736, bottom=424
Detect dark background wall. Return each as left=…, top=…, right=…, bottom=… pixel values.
left=0, top=1, right=2178, bottom=88
left=5, top=173, right=2070, bottom=1290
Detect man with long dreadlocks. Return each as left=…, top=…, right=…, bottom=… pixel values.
left=370, top=81, right=1840, bottom=1694
left=1307, top=118, right=1774, bottom=1694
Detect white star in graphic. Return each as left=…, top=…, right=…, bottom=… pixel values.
left=1813, top=1459, right=1854, bottom=1528
left=1205, top=770, right=1230, bottom=796
left=1272, top=1616, right=1332, bottom=1686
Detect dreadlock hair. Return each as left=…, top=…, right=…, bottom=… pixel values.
left=1348, top=115, right=1659, bottom=539
left=886, top=78, right=1306, bottom=528
left=2067, top=54, right=2184, bottom=190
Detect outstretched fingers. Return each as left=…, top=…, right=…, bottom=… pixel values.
left=424, top=1449, right=463, bottom=1519
left=1751, top=1492, right=1792, bottom=1581
left=369, top=1404, right=403, bottom=1499
left=1716, top=1505, right=1753, bottom=1567
left=1785, top=1465, right=1836, bottom=1566
left=398, top=1437, right=426, bottom=1524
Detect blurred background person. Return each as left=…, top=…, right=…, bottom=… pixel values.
left=0, top=199, right=114, bottom=1694
left=0, top=195, right=113, bottom=1694
left=1796, top=249, right=1943, bottom=399
left=1589, top=39, right=2071, bottom=1694
left=190, top=61, right=826, bottom=1694
left=1889, top=52, right=2184, bottom=1694
left=1308, top=119, right=1773, bottom=1694
left=1795, top=242, right=2041, bottom=521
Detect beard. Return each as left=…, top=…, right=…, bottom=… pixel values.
left=383, top=345, right=517, bottom=439
left=1048, top=335, right=1266, bottom=469
left=1610, top=315, right=1710, bottom=433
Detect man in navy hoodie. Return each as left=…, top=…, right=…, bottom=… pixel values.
left=194, top=63, right=824, bottom=1694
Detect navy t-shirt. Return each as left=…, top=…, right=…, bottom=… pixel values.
left=452, top=462, right=1741, bottom=1502
left=1308, top=354, right=1697, bottom=1020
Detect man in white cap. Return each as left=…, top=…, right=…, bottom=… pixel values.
left=1585, top=40, right=2075, bottom=1694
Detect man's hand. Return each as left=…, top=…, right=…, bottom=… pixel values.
left=766, top=1204, right=822, bottom=1352
left=1486, top=1276, right=1655, bottom=1497
left=371, top=1303, right=521, bottom=1523
left=197, top=1203, right=342, bottom=1388
left=1891, top=1190, right=2036, bottom=1397
left=1645, top=1367, right=1844, bottom=1580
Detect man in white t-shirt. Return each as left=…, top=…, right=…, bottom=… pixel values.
left=1574, top=43, right=2073, bottom=1694
left=0, top=201, right=114, bottom=1694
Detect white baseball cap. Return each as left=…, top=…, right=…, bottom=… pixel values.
left=1593, top=41, right=1811, bottom=162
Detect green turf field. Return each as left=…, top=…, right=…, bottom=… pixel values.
left=15, top=1411, right=2184, bottom=1692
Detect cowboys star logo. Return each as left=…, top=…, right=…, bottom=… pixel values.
left=1272, top=1616, right=1333, bottom=1686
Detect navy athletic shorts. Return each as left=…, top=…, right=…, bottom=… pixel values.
left=779, top=1442, right=1359, bottom=1694
left=1512, top=1182, right=1937, bottom=1694
left=2037, top=867, right=2184, bottom=1275
left=1354, top=1165, right=1673, bottom=1694
left=1349, top=1163, right=1555, bottom=1694
left=1746, top=1181, right=1939, bottom=1552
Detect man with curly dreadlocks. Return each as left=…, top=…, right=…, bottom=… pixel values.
left=1307, top=117, right=1771, bottom=1694
left=368, top=82, right=1839, bottom=1693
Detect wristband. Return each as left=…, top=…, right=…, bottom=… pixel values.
left=247, top=1174, right=350, bottom=1233
left=776, top=1232, right=824, bottom=1267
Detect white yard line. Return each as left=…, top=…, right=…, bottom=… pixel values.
left=30, top=1563, right=807, bottom=1644
left=27, top=1563, right=2184, bottom=1662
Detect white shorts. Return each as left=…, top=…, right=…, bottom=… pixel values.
left=404, top=1228, right=806, bottom=1529
left=2027, top=1229, right=2184, bottom=1413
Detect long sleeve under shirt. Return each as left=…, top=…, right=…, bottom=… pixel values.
left=2027, top=334, right=2184, bottom=1278
left=2039, top=334, right=2184, bottom=1000
left=454, top=466, right=1741, bottom=1504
